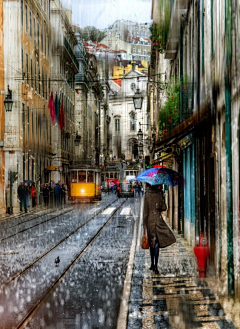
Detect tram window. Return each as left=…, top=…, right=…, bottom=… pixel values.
left=87, top=172, right=94, bottom=182
left=106, top=173, right=109, bottom=178
left=110, top=173, right=113, bottom=178
left=78, top=171, right=86, bottom=182
left=114, top=173, right=118, bottom=178
left=71, top=172, right=77, bottom=183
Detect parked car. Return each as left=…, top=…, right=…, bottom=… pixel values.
left=117, top=183, right=134, bottom=198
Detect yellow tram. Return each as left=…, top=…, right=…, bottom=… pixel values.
left=69, top=165, right=102, bottom=202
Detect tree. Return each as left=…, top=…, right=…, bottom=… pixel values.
left=80, top=26, right=106, bottom=42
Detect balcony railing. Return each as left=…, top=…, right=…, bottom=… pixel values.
left=75, top=74, right=91, bottom=88
left=63, top=37, right=79, bottom=69
left=159, top=81, right=194, bottom=137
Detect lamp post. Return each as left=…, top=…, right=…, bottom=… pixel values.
left=4, top=86, right=13, bottom=112
left=137, top=128, right=143, bottom=157
left=132, top=87, right=144, bottom=110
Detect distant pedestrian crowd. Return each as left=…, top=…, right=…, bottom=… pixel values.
left=6, top=180, right=68, bottom=215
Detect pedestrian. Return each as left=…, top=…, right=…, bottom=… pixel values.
left=143, top=183, right=176, bottom=274
left=27, top=183, right=31, bottom=208
left=5, top=184, right=11, bottom=214
left=61, top=184, right=66, bottom=204
left=42, top=183, right=50, bottom=206
left=17, top=181, right=28, bottom=213
left=54, top=183, right=61, bottom=207
left=137, top=182, right=142, bottom=197
left=31, top=182, right=37, bottom=208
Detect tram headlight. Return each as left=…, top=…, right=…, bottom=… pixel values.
left=80, top=189, right=85, bottom=193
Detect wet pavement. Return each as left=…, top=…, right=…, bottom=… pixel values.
left=0, top=194, right=239, bottom=328
left=126, top=218, right=238, bottom=329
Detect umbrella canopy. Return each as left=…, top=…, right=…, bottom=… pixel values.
left=24, top=179, right=34, bottom=184
left=137, top=167, right=183, bottom=186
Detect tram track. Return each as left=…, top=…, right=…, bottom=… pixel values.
left=0, top=198, right=127, bottom=329
left=2, top=198, right=119, bottom=286
left=0, top=207, right=74, bottom=243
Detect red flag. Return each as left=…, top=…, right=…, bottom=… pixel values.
left=59, top=102, right=65, bottom=130
left=48, top=92, right=55, bottom=124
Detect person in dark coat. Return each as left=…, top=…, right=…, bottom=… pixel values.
left=17, top=181, right=27, bottom=213
left=42, top=184, right=50, bottom=206
left=31, top=183, right=37, bottom=208
left=54, top=183, right=61, bottom=207
left=143, top=183, right=176, bottom=274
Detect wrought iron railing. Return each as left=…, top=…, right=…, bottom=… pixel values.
left=63, top=37, right=79, bottom=69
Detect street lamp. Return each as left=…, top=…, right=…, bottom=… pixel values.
left=132, top=87, right=144, bottom=110
left=4, top=86, right=13, bottom=112
left=137, top=128, right=143, bottom=156
left=74, top=132, right=81, bottom=146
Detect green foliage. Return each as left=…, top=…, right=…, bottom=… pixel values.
left=80, top=26, right=106, bottom=43
left=159, top=78, right=180, bottom=137
left=151, top=0, right=171, bottom=52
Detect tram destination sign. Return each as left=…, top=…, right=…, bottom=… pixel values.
left=46, top=166, right=59, bottom=171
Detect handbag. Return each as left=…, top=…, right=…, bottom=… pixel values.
left=141, top=235, right=149, bottom=249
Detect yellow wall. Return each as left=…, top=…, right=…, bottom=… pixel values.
left=112, top=61, right=148, bottom=79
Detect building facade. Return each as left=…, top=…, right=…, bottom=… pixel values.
left=150, top=0, right=240, bottom=298
left=50, top=0, right=78, bottom=184
left=3, top=0, right=52, bottom=209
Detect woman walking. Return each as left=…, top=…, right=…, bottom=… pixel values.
left=143, top=184, right=176, bottom=274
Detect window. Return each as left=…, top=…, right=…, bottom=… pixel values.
left=27, top=106, right=30, bottom=137
left=30, top=59, right=32, bottom=88
left=21, top=49, right=24, bottom=80
left=32, top=109, right=34, bottom=137
left=25, top=4, right=28, bottom=32
left=30, top=12, right=32, bottom=37
left=202, top=0, right=205, bottom=74
left=42, top=68, right=44, bottom=97
left=130, top=113, right=135, bottom=131
left=133, top=48, right=136, bottom=54
left=211, top=0, right=214, bottom=58
left=131, top=83, right=136, bottom=91
left=38, top=65, right=40, bottom=94
left=26, top=53, right=28, bottom=84
left=21, top=0, right=23, bottom=26
left=138, top=48, right=141, bottom=55
left=33, top=18, right=35, bottom=42
left=115, top=118, right=120, bottom=132
left=34, top=61, right=37, bottom=91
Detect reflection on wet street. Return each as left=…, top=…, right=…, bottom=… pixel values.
left=127, top=235, right=237, bottom=329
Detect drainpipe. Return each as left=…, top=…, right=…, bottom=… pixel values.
left=225, top=0, right=234, bottom=295
left=195, top=0, right=201, bottom=238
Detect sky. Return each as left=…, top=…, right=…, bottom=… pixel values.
left=62, top=0, right=152, bottom=29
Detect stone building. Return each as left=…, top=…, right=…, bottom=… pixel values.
left=50, top=0, right=78, bottom=184
left=150, top=0, right=240, bottom=298
left=109, top=64, right=150, bottom=163
left=3, top=0, right=52, bottom=209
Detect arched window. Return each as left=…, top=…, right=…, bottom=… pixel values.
left=130, top=112, right=135, bottom=131
left=115, top=118, right=120, bottom=132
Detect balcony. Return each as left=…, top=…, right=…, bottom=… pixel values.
left=75, top=74, right=91, bottom=89
left=159, top=80, right=194, bottom=138
left=63, top=37, right=79, bottom=71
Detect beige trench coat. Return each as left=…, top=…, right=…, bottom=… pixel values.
left=143, top=189, right=176, bottom=248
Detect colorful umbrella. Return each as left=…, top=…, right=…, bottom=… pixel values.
left=137, top=167, right=183, bottom=186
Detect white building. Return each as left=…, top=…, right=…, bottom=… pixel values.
left=109, top=66, right=150, bottom=162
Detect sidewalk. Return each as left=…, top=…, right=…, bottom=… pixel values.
left=125, top=233, right=238, bottom=329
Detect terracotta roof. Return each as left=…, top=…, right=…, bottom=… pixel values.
left=113, top=79, right=122, bottom=87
